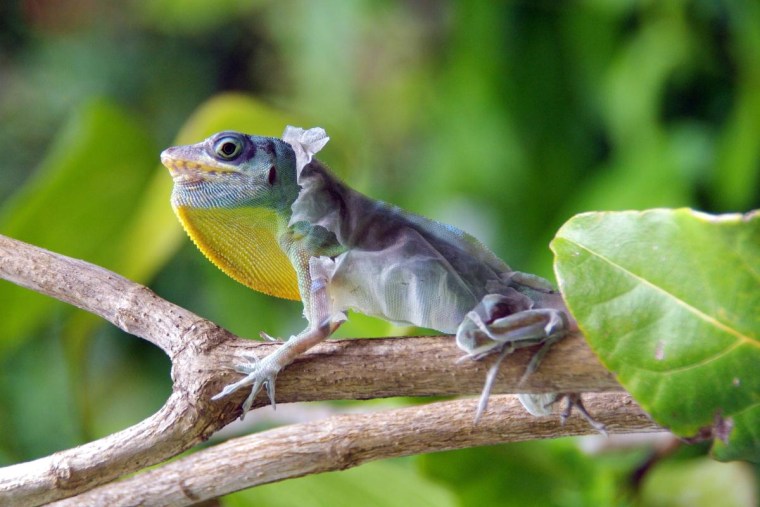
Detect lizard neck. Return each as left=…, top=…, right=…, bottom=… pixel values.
left=289, top=158, right=363, bottom=247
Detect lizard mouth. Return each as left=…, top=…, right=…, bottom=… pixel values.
left=160, top=150, right=236, bottom=184
left=161, top=156, right=209, bottom=184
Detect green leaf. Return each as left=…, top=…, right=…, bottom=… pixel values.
left=552, top=209, right=760, bottom=462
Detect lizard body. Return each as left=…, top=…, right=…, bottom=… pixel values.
left=162, top=127, right=582, bottom=422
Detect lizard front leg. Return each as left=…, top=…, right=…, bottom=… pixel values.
left=213, top=256, right=344, bottom=417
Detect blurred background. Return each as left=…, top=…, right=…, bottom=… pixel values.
left=1, top=0, right=758, bottom=505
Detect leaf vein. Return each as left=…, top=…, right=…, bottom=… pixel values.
left=568, top=239, right=757, bottom=348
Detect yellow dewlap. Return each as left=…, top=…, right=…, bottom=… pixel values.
left=175, top=205, right=300, bottom=301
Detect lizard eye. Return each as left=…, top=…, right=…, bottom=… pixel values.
left=213, top=135, right=244, bottom=160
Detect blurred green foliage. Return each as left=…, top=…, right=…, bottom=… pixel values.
left=0, top=0, right=758, bottom=505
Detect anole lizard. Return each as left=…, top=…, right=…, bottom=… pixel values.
left=161, top=126, right=599, bottom=427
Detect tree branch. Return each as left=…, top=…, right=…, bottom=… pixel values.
left=0, top=234, right=660, bottom=506
left=50, top=393, right=657, bottom=507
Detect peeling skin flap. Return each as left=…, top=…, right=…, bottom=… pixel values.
left=282, top=126, right=330, bottom=180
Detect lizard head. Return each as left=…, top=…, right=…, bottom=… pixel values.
left=160, top=131, right=303, bottom=300
left=161, top=131, right=299, bottom=212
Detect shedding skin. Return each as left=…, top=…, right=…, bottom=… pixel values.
left=161, top=126, right=603, bottom=431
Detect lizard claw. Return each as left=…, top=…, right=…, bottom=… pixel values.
left=240, top=376, right=275, bottom=415
left=260, top=331, right=281, bottom=342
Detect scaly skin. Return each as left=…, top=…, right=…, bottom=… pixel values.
left=161, top=126, right=601, bottom=429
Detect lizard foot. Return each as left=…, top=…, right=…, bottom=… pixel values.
left=211, top=351, right=282, bottom=419
left=558, top=393, right=608, bottom=435
left=471, top=338, right=561, bottom=422
left=513, top=392, right=608, bottom=436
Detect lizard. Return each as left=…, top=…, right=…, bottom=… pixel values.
left=161, top=126, right=600, bottom=428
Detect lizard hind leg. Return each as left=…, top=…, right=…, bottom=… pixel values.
left=474, top=344, right=516, bottom=422
left=456, top=293, right=569, bottom=420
